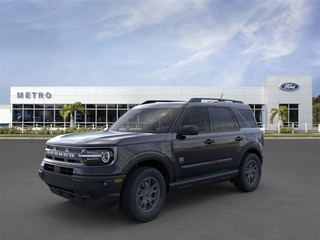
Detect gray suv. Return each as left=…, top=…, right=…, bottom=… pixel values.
left=39, top=98, right=264, bottom=222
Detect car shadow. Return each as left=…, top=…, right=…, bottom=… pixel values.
left=38, top=182, right=240, bottom=225
left=164, top=182, right=239, bottom=210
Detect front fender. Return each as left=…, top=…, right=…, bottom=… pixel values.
left=121, top=151, right=176, bottom=183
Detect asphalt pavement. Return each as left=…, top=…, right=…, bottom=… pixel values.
left=1, top=139, right=320, bottom=240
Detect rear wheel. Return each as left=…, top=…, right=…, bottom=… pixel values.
left=120, top=167, right=166, bottom=222
left=233, top=153, right=261, bottom=192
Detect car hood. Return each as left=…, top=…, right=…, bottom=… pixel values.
left=46, top=131, right=168, bottom=147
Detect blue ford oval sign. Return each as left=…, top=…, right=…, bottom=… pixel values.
left=279, top=83, right=299, bottom=91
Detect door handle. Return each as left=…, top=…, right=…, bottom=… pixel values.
left=204, top=139, right=215, bottom=144
left=235, top=136, right=244, bottom=141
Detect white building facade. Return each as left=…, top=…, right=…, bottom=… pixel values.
left=1, top=75, right=313, bottom=131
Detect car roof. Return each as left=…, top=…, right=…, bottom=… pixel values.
left=138, top=98, right=251, bottom=110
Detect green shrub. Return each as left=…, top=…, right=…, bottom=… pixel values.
left=55, top=128, right=65, bottom=134
left=0, top=126, right=9, bottom=134
left=0, top=126, right=107, bottom=135
left=280, top=127, right=294, bottom=133
left=65, top=127, right=78, bottom=133
left=0, top=126, right=20, bottom=134
left=23, top=126, right=33, bottom=134
left=41, top=127, right=51, bottom=135
left=77, top=127, right=92, bottom=132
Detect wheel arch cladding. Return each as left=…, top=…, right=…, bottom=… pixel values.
left=123, top=157, right=173, bottom=193
left=242, top=147, right=263, bottom=165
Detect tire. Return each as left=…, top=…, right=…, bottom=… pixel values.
left=120, top=167, right=166, bottom=222
left=233, top=153, right=261, bottom=192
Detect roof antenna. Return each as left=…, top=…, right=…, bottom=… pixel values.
left=220, top=93, right=224, bottom=100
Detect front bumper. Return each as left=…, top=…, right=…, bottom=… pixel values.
left=39, top=168, right=126, bottom=210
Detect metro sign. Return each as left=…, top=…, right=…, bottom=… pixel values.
left=16, top=92, right=52, bottom=99
left=279, top=83, right=299, bottom=91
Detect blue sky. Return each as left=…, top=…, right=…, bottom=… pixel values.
left=0, top=0, right=319, bottom=104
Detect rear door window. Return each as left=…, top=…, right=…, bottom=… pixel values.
left=211, top=107, right=238, bottom=132
left=237, top=109, right=257, bottom=127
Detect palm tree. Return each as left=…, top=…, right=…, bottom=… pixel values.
left=59, top=102, right=87, bottom=128
left=270, top=106, right=288, bottom=127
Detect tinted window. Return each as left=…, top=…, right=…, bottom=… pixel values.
left=232, top=109, right=250, bottom=128
left=180, top=108, right=210, bottom=132
left=110, top=107, right=182, bottom=133
left=237, top=109, right=257, bottom=127
left=211, top=108, right=237, bottom=132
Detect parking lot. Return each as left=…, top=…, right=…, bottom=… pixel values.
left=1, top=139, right=320, bottom=240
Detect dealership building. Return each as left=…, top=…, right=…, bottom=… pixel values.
left=0, top=75, right=314, bottom=131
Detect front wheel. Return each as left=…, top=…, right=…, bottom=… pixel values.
left=233, top=153, right=261, bottom=192
left=120, top=167, right=166, bottom=222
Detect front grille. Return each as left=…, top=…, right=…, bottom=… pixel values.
left=60, top=167, right=73, bottom=176
left=44, top=163, right=54, bottom=172
left=45, top=145, right=83, bottom=164
left=48, top=184, right=75, bottom=194
left=44, top=163, right=74, bottom=176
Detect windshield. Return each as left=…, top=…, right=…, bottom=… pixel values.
left=109, top=107, right=182, bottom=133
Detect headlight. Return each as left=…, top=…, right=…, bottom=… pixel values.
left=101, top=151, right=112, bottom=163
left=79, top=149, right=115, bottom=166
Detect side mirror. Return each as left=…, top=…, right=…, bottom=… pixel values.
left=177, top=125, right=199, bottom=136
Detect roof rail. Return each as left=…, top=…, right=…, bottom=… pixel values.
left=141, top=100, right=185, bottom=105
left=188, top=98, right=243, bottom=104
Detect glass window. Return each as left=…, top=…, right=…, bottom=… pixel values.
left=180, top=108, right=210, bottom=132
left=280, top=104, right=299, bottom=127
left=290, top=104, right=298, bottom=108
left=97, top=110, right=106, bottom=122
left=86, top=104, right=96, bottom=109
left=55, top=104, right=63, bottom=109
left=35, top=104, right=44, bottom=109
left=75, top=112, right=86, bottom=123
left=249, top=104, right=265, bottom=127
left=211, top=108, right=236, bottom=132
left=254, top=110, right=263, bottom=125
left=108, top=110, right=117, bottom=123
left=24, top=104, right=33, bottom=109
left=237, top=109, right=257, bottom=127
left=232, top=110, right=250, bottom=128
left=35, top=110, right=44, bottom=122
left=85, top=110, right=96, bottom=123
left=45, top=104, right=54, bottom=109
left=129, top=104, right=138, bottom=109
left=12, top=109, right=22, bottom=121
left=108, top=104, right=117, bottom=108
left=23, top=110, right=33, bottom=122
left=55, top=110, right=64, bottom=123
left=45, top=110, right=54, bottom=122
left=118, top=104, right=128, bottom=109
left=13, top=104, right=23, bottom=108
left=110, top=107, right=182, bottom=133
left=97, top=104, right=106, bottom=109
left=290, top=110, right=299, bottom=123
left=118, top=110, right=127, bottom=119
left=279, top=104, right=299, bottom=127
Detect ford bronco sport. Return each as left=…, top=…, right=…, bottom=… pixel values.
left=39, top=98, right=264, bottom=222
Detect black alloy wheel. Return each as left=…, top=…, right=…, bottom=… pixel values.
left=120, top=167, right=166, bottom=222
